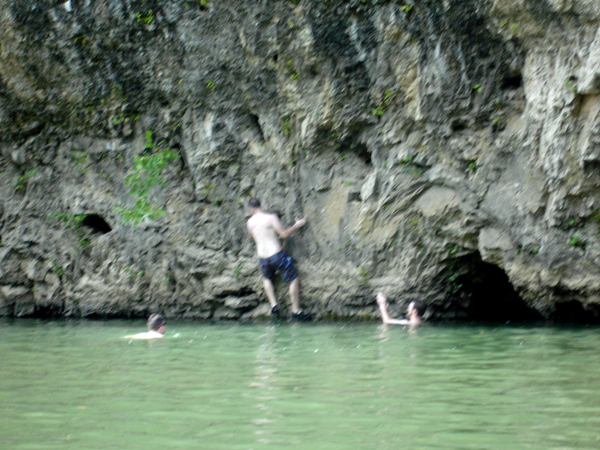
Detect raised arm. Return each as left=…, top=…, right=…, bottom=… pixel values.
left=376, top=292, right=409, bottom=325
left=272, top=215, right=306, bottom=239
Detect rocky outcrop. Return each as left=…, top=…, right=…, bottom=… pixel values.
left=1, top=0, right=600, bottom=322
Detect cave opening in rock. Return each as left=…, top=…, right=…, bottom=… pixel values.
left=30, top=304, right=64, bottom=319
left=552, top=299, right=600, bottom=324
left=82, top=214, right=112, bottom=234
left=445, top=252, right=541, bottom=323
left=501, top=73, right=523, bottom=90
left=353, top=143, right=372, bottom=166
left=338, top=139, right=371, bottom=166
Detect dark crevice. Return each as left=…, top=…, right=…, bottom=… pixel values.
left=583, top=161, right=600, bottom=178
left=248, top=114, right=265, bottom=142
left=30, top=305, right=64, bottom=319
left=501, top=73, right=523, bottom=90
left=442, top=252, right=542, bottom=323
left=352, top=143, right=372, bottom=166
left=552, top=300, right=594, bottom=324
left=451, top=118, right=468, bottom=131
left=81, top=214, right=112, bottom=234
left=339, top=139, right=371, bottom=166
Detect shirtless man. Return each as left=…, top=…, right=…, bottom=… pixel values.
left=126, top=313, right=166, bottom=339
left=246, top=197, right=309, bottom=319
left=376, top=292, right=424, bottom=328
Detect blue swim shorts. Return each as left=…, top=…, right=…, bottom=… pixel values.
left=258, top=250, right=298, bottom=282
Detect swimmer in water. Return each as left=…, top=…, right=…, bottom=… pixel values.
left=126, top=313, right=166, bottom=339
left=376, top=292, right=424, bottom=328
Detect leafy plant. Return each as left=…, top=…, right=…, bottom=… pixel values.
left=473, top=84, right=482, bottom=93
left=112, top=113, right=127, bottom=126
left=569, top=234, right=586, bottom=250
left=47, top=212, right=87, bottom=228
left=115, top=131, right=179, bottom=225
left=285, top=59, right=299, bottom=80
left=592, top=212, right=600, bottom=233
left=70, top=147, right=87, bottom=164
left=467, top=160, right=477, bottom=173
left=206, top=80, right=216, bottom=91
left=359, top=266, right=368, bottom=286
left=372, top=106, right=385, bottom=116
left=234, top=262, right=243, bottom=279
left=15, top=169, right=38, bottom=192
left=47, top=213, right=92, bottom=252
left=79, top=237, right=91, bottom=252
left=565, top=78, right=577, bottom=93
left=397, top=155, right=413, bottom=167
left=115, top=199, right=166, bottom=224
left=282, top=117, right=291, bottom=136
left=73, top=35, right=88, bottom=46
left=135, top=10, right=153, bottom=24
left=400, top=4, right=412, bottom=13
left=51, top=260, right=64, bottom=276
left=372, top=90, right=393, bottom=116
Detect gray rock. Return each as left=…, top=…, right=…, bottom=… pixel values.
left=1, top=0, right=600, bottom=322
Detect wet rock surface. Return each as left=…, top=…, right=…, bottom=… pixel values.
left=1, top=0, right=600, bottom=323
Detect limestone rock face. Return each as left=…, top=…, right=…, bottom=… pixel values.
left=1, top=0, right=600, bottom=322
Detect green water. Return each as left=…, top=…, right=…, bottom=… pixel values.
left=1, top=320, right=599, bottom=450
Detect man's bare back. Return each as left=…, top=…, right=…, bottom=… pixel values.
left=246, top=212, right=285, bottom=258
left=246, top=198, right=309, bottom=318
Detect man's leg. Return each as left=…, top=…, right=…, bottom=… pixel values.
left=263, top=278, right=278, bottom=308
left=289, top=277, right=301, bottom=314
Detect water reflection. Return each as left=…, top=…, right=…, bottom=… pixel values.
left=250, top=325, right=280, bottom=444
left=1, top=320, right=600, bottom=450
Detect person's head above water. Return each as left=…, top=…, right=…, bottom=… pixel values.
left=147, top=313, right=166, bottom=333
left=407, top=299, right=425, bottom=319
left=376, top=292, right=424, bottom=326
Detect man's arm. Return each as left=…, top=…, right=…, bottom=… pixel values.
left=271, top=215, right=306, bottom=239
left=376, top=292, right=410, bottom=325
left=246, top=220, right=255, bottom=241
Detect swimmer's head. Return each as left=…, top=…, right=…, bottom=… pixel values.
left=147, top=313, right=166, bottom=333
left=248, top=198, right=261, bottom=209
left=407, top=300, right=425, bottom=318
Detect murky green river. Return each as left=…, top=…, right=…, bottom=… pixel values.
left=1, top=319, right=599, bottom=450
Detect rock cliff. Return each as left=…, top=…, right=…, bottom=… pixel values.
left=1, top=0, right=600, bottom=322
